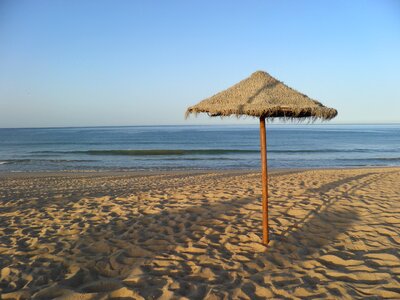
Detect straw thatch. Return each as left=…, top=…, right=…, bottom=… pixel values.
left=186, top=71, right=337, bottom=121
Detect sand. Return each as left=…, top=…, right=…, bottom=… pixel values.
left=0, top=167, right=399, bottom=299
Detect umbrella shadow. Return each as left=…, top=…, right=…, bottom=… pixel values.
left=237, top=174, right=371, bottom=298
left=307, top=172, right=377, bottom=195
left=270, top=205, right=359, bottom=258
left=273, top=172, right=376, bottom=246
left=241, top=205, right=360, bottom=299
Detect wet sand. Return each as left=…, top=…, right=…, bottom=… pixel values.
left=0, top=168, right=399, bottom=299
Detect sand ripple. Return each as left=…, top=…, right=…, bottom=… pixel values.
left=0, top=168, right=399, bottom=299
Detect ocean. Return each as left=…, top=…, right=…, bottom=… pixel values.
left=0, top=124, right=399, bottom=172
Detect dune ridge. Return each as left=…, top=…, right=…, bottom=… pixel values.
left=0, top=168, right=399, bottom=299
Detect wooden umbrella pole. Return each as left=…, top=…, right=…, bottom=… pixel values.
left=259, top=116, right=269, bottom=245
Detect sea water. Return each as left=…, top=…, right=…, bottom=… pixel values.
left=0, top=124, right=399, bottom=172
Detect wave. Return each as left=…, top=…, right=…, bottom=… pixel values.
left=0, top=159, right=96, bottom=165
left=270, top=149, right=348, bottom=153
left=31, top=148, right=395, bottom=156
left=337, top=157, right=400, bottom=162
left=33, top=149, right=260, bottom=156
left=269, top=149, right=397, bottom=153
left=375, top=157, right=400, bottom=161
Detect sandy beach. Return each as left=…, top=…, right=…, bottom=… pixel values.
left=1, top=167, right=399, bottom=299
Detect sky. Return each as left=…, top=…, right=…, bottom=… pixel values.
left=0, top=0, right=399, bottom=128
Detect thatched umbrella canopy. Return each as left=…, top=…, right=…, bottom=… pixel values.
left=186, top=70, right=337, bottom=245
left=186, top=70, right=337, bottom=120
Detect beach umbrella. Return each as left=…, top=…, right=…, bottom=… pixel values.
left=185, top=71, right=337, bottom=245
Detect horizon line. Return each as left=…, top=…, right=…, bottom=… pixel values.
left=1, top=122, right=400, bottom=130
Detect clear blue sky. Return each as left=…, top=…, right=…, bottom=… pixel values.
left=0, top=0, right=399, bottom=127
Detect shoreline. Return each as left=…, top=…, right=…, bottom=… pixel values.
left=0, top=165, right=398, bottom=178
